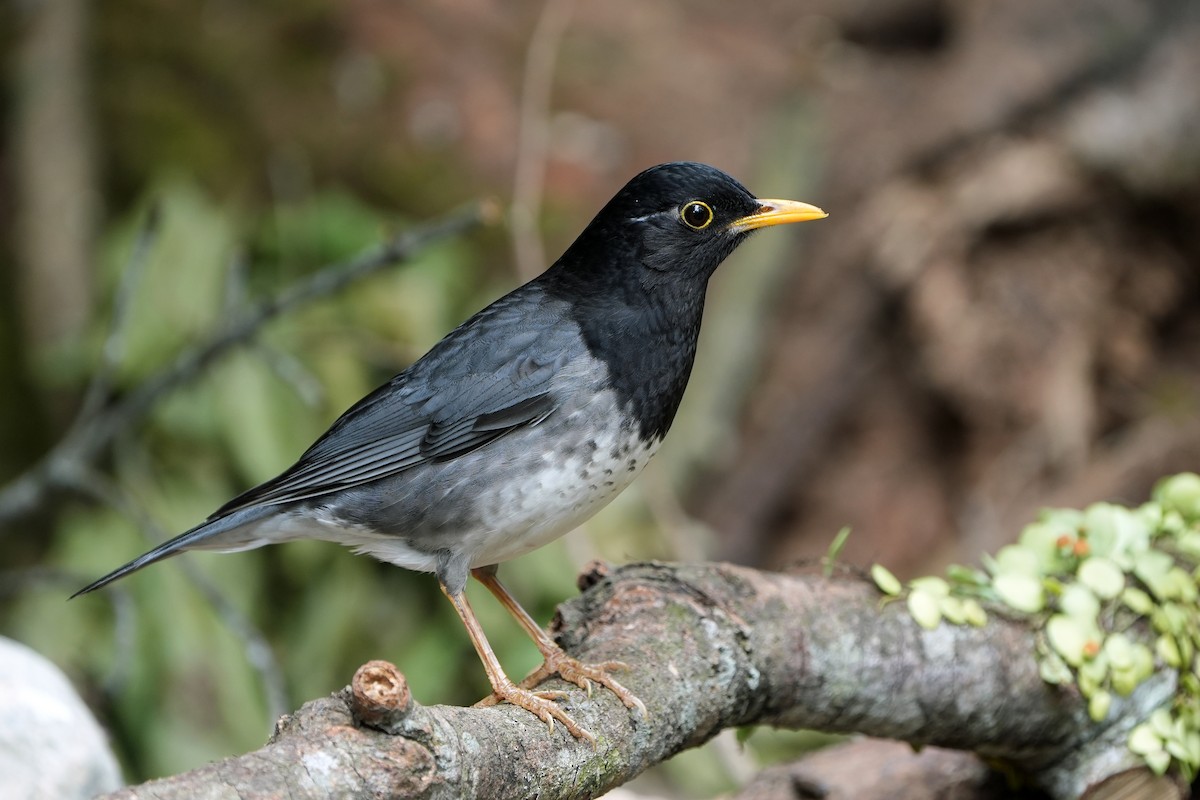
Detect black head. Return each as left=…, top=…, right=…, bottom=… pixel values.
left=547, top=161, right=826, bottom=293
left=539, top=162, right=826, bottom=442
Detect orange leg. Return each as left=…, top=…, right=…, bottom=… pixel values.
left=471, top=567, right=647, bottom=719
left=439, top=579, right=594, bottom=742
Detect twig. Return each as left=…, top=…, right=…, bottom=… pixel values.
left=175, top=559, right=290, bottom=725
left=248, top=340, right=326, bottom=409
left=102, top=580, right=137, bottom=698
left=221, top=248, right=250, bottom=316
left=0, top=201, right=492, bottom=529
left=75, top=202, right=161, bottom=424
left=510, top=0, right=575, bottom=280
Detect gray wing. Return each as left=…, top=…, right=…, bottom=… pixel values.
left=211, top=289, right=579, bottom=516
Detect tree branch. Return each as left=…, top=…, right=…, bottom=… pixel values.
left=99, top=561, right=1175, bottom=799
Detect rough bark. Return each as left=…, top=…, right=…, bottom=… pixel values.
left=101, top=561, right=1176, bottom=800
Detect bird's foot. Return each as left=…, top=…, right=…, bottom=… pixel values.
left=520, top=651, right=647, bottom=719
left=474, top=680, right=595, bottom=743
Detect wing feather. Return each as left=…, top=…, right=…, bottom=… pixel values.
left=211, top=288, right=577, bottom=517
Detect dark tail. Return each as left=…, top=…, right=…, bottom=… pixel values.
left=69, top=523, right=208, bottom=598
left=70, top=504, right=273, bottom=598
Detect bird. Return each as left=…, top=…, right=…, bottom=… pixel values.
left=73, top=162, right=826, bottom=741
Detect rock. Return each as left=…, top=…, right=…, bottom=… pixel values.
left=0, top=636, right=122, bottom=799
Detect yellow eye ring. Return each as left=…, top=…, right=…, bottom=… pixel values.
left=680, top=200, right=714, bottom=230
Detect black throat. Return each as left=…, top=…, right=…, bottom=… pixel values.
left=542, top=250, right=709, bottom=444
left=535, top=161, right=763, bottom=443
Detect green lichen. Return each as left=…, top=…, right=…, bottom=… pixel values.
left=870, top=472, right=1200, bottom=780
left=571, top=742, right=628, bottom=797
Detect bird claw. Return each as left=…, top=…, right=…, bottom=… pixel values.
left=523, top=652, right=648, bottom=719
left=476, top=687, right=567, bottom=708
left=482, top=681, right=596, bottom=744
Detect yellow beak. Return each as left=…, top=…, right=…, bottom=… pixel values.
left=730, top=199, right=827, bottom=232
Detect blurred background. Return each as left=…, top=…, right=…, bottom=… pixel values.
left=1, top=0, right=1198, bottom=795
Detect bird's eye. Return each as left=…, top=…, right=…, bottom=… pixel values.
left=680, top=201, right=714, bottom=230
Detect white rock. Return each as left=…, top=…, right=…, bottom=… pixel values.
left=0, top=637, right=122, bottom=799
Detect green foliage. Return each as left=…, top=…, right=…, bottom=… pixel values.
left=885, top=572, right=988, bottom=631
left=872, top=473, right=1200, bottom=780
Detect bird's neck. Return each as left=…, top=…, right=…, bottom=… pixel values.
left=544, top=260, right=708, bottom=443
